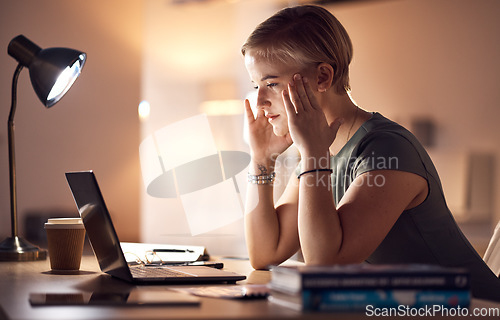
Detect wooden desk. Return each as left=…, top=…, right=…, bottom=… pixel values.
left=1, top=255, right=499, bottom=320
left=0, top=255, right=336, bottom=320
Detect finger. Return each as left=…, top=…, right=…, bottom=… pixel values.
left=244, top=99, right=255, bottom=123
left=282, top=89, right=297, bottom=120
left=292, top=74, right=311, bottom=111
left=255, top=108, right=266, bottom=120
left=302, top=77, right=321, bottom=110
left=287, top=79, right=305, bottom=113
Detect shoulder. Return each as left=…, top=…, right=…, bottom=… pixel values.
left=360, top=113, right=417, bottom=144
left=352, top=113, right=428, bottom=177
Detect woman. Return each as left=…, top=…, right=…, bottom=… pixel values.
left=242, top=4, right=500, bottom=301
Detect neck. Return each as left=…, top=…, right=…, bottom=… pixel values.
left=319, top=90, right=368, bottom=155
left=321, top=90, right=359, bottom=128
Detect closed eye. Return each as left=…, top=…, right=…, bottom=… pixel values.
left=251, top=82, right=279, bottom=90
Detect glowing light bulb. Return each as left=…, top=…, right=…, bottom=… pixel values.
left=138, top=100, right=151, bottom=120
left=47, top=54, right=85, bottom=105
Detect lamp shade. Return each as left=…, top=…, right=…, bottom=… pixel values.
left=7, top=34, right=86, bottom=107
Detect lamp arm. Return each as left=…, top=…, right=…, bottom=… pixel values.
left=8, top=64, right=23, bottom=238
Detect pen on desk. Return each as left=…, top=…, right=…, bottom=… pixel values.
left=152, top=249, right=194, bottom=253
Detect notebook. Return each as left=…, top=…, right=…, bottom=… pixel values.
left=65, top=171, right=246, bottom=284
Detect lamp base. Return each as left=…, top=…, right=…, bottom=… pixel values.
left=0, top=236, right=47, bottom=261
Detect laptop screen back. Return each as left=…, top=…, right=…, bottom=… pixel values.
left=65, top=171, right=133, bottom=281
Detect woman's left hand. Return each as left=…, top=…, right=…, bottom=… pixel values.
left=282, top=74, right=342, bottom=157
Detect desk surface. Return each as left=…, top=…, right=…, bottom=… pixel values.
left=1, top=255, right=500, bottom=320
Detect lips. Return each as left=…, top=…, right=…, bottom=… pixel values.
left=266, top=114, right=279, bottom=122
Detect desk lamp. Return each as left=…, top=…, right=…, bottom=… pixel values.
left=0, top=35, right=86, bottom=261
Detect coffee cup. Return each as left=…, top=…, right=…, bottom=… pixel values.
left=44, top=218, right=85, bottom=271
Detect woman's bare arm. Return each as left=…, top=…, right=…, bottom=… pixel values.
left=297, top=169, right=428, bottom=265
left=245, top=165, right=301, bottom=269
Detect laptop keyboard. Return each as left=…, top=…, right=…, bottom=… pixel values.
left=130, top=266, right=192, bottom=278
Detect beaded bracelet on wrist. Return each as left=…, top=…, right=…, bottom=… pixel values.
left=248, top=172, right=276, bottom=185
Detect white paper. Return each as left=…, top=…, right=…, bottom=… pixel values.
left=120, top=242, right=206, bottom=264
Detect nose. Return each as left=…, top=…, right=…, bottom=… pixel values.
left=256, top=88, right=270, bottom=110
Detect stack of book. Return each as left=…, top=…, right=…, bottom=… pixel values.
left=268, top=264, right=470, bottom=312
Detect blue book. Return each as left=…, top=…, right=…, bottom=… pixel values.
left=270, top=264, right=470, bottom=294
left=269, top=288, right=470, bottom=312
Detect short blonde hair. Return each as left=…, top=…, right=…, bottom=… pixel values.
left=241, top=5, right=353, bottom=93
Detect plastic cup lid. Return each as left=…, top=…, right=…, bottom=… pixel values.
left=45, top=218, right=84, bottom=229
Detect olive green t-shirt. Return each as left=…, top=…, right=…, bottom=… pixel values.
left=302, top=112, right=500, bottom=301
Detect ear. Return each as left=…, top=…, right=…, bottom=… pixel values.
left=316, top=63, right=334, bottom=93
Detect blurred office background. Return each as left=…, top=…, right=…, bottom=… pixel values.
left=0, top=0, right=499, bottom=257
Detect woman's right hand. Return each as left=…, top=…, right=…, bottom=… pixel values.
left=244, top=99, right=293, bottom=165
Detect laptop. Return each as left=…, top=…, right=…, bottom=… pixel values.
left=65, top=170, right=246, bottom=284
